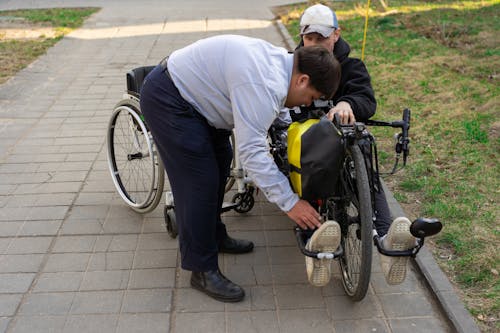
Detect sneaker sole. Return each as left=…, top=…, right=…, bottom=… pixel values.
left=385, top=218, right=415, bottom=285
left=306, top=221, right=341, bottom=287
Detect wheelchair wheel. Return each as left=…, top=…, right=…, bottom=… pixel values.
left=338, top=144, right=372, bottom=301
left=224, top=132, right=236, bottom=193
left=107, top=98, right=165, bottom=213
left=164, top=206, right=178, bottom=239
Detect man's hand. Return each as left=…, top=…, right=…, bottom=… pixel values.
left=286, top=199, right=322, bottom=230
left=326, top=101, right=355, bottom=124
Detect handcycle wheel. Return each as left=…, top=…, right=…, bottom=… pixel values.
left=224, top=132, right=236, bottom=193
left=107, top=98, right=165, bottom=213
left=338, top=144, right=372, bottom=301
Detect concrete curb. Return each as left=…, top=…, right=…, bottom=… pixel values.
left=273, top=17, right=481, bottom=333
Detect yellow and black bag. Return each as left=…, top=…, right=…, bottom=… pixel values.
left=287, top=116, right=344, bottom=200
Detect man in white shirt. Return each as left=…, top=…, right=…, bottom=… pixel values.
left=140, top=35, right=340, bottom=302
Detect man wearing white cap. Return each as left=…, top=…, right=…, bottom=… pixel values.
left=294, top=4, right=416, bottom=287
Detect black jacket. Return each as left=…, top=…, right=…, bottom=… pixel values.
left=295, top=37, right=376, bottom=122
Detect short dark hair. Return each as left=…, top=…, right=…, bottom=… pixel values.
left=294, top=46, right=341, bottom=99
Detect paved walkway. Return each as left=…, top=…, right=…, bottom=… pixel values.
left=0, top=1, right=466, bottom=332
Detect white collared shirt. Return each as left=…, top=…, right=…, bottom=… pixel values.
left=168, top=35, right=299, bottom=212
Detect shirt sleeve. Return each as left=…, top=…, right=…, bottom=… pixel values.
left=229, top=83, right=299, bottom=212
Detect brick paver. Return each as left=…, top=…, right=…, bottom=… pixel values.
left=0, top=0, right=461, bottom=332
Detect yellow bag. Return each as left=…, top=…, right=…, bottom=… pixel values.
left=287, top=117, right=344, bottom=200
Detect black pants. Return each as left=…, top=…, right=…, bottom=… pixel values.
left=140, top=65, right=232, bottom=272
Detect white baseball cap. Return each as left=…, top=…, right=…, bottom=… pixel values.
left=299, top=4, right=339, bottom=38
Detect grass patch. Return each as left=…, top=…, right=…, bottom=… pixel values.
left=278, top=1, right=499, bottom=331
left=0, top=7, right=99, bottom=84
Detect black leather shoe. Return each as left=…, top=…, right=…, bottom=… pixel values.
left=218, top=235, right=254, bottom=254
left=191, top=269, right=245, bottom=302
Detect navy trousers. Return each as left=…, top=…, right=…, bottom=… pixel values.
left=140, top=65, right=232, bottom=272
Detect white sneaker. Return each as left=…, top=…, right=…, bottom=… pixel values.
left=380, top=217, right=416, bottom=285
left=305, top=220, right=341, bottom=287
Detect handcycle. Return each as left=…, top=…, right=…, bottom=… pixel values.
left=266, top=108, right=442, bottom=301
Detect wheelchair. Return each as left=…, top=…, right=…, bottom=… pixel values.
left=106, top=66, right=256, bottom=238
left=107, top=66, right=442, bottom=301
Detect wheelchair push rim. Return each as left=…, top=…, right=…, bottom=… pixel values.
left=107, top=100, right=164, bottom=212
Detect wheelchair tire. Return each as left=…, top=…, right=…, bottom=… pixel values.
left=164, top=206, right=178, bottom=239
left=107, top=97, right=165, bottom=213
left=338, top=144, right=372, bottom=301
left=231, top=192, right=254, bottom=214
left=224, top=132, right=236, bottom=193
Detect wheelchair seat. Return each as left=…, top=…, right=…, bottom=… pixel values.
left=126, top=66, right=155, bottom=97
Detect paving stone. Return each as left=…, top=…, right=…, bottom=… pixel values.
left=133, top=249, right=177, bottom=269
left=0, top=240, right=15, bottom=258
left=87, top=252, right=134, bottom=271
left=128, top=268, right=175, bottom=289
left=52, top=235, right=96, bottom=253
left=122, top=289, right=171, bottom=313
left=116, top=313, right=170, bottom=333
left=227, top=310, right=279, bottom=333
left=5, top=193, right=75, bottom=208
left=325, top=294, right=382, bottom=320
left=275, top=284, right=325, bottom=309
left=80, top=270, right=129, bottom=291
left=33, top=272, right=84, bottom=292
left=67, top=205, right=109, bottom=220
left=249, top=286, right=276, bottom=311
left=0, top=317, right=10, bottom=332
left=74, top=192, right=115, bottom=206
left=223, top=246, right=269, bottom=266
left=59, top=220, right=104, bottom=235
left=93, top=235, right=115, bottom=251
left=19, top=292, right=75, bottom=315
left=142, top=218, right=168, bottom=233
left=63, top=314, right=119, bottom=333
left=0, top=254, right=45, bottom=273
left=43, top=253, right=91, bottom=272
left=370, top=272, right=423, bottom=294
left=271, top=264, right=309, bottom=285
left=0, top=273, right=35, bottom=293
left=5, top=237, right=53, bottom=254
left=137, top=233, right=177, bottom=250
left=321, top=275, right=349, bottom=297
left=253, top=264, right=273, bottom=285
left=389, top=317, right=450, bottom=333
left=70, top=290, right=124, bottom=314
left=8, top=315, right=66, bottom=333
left=223, top=264, right=257, bottom=286
left=174, top=288, right=225, bottom=313
left=378, top=293, right=435, bottom=318
left=18, top=220, right=62, bottom=236
left=0, top=293, right=23, bottom=316
left=265, top=230, right=296, bottom=247
left=173, top=312, right=224, bottom=333
left=223, top=215, right=264, bottom=231
left=268, top=245, right=304, bottom=265
left=0, top=222, right=23, bottom=236
left=102, top=218, right=143, bottom=234
left=279, top=308, right=334, bottom=332
left=334, top=318, right=389, bottom=333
